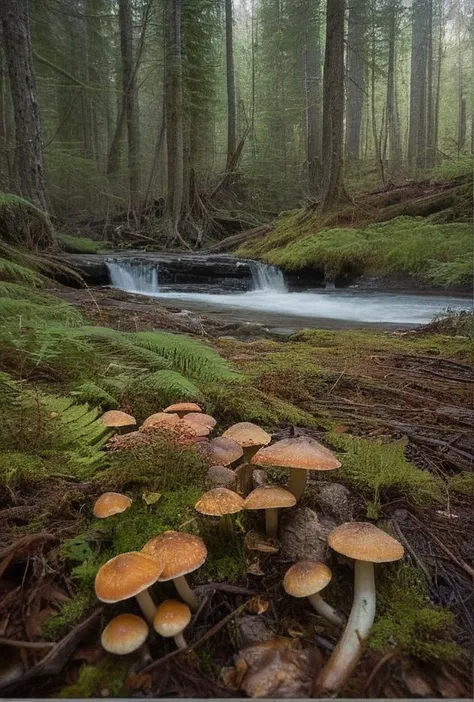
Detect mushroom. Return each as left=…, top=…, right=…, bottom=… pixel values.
left=93, top=492, right=132, bottom=519
left=283, top=561, right=344, bottom=626
left=142, top=531, right=207, bottom=612
left=99, top=410, right=136, bottom=432
left=206, top=465, right=238, bottom=491
left=203, top=436, right=244, bottom=467
left=153, top=599, right=191, bottom=650
left=95, top=551, right=163, bottom=624
left=244, top=485, right=296, bottom=539
left=140, top=412, right=180, bottom=430
left=251, top=436, right=341, bottom=502
left=163, top=402, right=202, bottom=418
left=179, top=417, right=211, bottom=438
left=222, top=423, right=271, bottom=493
left=101, top=613, right=148, bottom=655
left=183, top=412, right=216, bottom=429
left=195, top=487, right=244, bottom=538
left=314, top=522, right=404, bottom=696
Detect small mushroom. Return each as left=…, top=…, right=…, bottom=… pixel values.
left=222, top=423, right=271, bottom=493
left=204, top=436, right=243, bottom=467
left=140, top=412, right=180, bottom=430
left=95, top=551, right=163, bottom=624
left=142, top=531, right=207, bottom=612
left=206, top=465, right=238, bottom=491
left=195, top=487, right=244, bottom=538
left=101, top=613, right=148, bottom=655
left=283, top=561, right=344, bottom=626
left=163, top=402, right=202, bottom=418
left=244, top=485, right=296, bottom=539
left=251, top=436, right=341, bottom=502
left=100, top=410, right=136, bottom=433
left=314, top=522, right=404, bottom=696
left=153, top=599, right=191, bottom=650
left=183, top=412, right=216, bottom=429
left=93, top=492, right=132, bottom=519
left=180, top=417, right=210, bottom=438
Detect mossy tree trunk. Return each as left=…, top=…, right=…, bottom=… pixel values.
left=0, top=0, right=48, bottom=212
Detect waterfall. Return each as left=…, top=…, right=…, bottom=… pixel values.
left=248, top=261, right=287, bottom=293
left=106, top=260, right=159, bottom=295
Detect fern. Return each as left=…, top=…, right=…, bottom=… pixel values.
left=72, top=381, right=119, bottom=409
left=0, top=256, right=46, bottom=286
left=0, top=298, right=83, bottom=326
left=136, top=369, right=201, bottom=398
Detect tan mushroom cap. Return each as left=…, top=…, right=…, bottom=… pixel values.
left=164, top=403, right=202, bottom=414
left=184, top=412, right=217, bottom=429
left=141, top=412, right=180, bottom=430
left=95, top=551, right=163, bottom=603
left=195, top=487, right=245, bottom=516
left=328, top=522, right=404, bottom=563
left=101, top=613, right=148, bottom=655
left=100, top=410, right=136, bottom=428
left=244, top=485, right=296, bottom=510
left=142, top=531, right=207, bottom=581
left=251, top=436, right=341, bottom=471
left=206, top=436, right=244, bottom=466
left=283, top=561, right=332, bottom=598
left=223, top=422, right=271, bottom=449
left=153, top=600, right=191, bottom=638
left=93, top=492, right=132, bottom=518
left=181, top=418, right=210, bottom=437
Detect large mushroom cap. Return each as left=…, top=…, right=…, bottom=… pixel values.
left=153, top=600, right=191, bottom=638
left=195, top=487, right=244, bottom=516
left=206, top=437, right=244, bottom=466
left=100, top=410, right=136, bottom=428
left=95, top=552, right=163, bottom=603
left=180, top=418, right=210, bottom=437
left=283, top=561, right=332, bottom=598
left=164, top=403, right=202, bottom=415
left=101, top=613, right=148, bottom=655
left=251, top=436, right=341, bottom=471
left=93, top=492, right=132, bottom=519
left=142, top=531, right=207, bottom=581
left=222, top=422, right=271, bottom=449
left=328, top=522, right=404, bottom=563
left=141, top=412, right=180, bottom=430
left=244, top=485, right=296, bottom=510
left=183, top=412, right=216, bottom=429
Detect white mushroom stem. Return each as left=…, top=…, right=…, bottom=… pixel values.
left=174, top=632, right=188, bottom=650
left=265, top=508, right=279, bottom=539
left=135, top=589, right=157, bottom=624
left=287, top=468, right=307, bottom=501
left=173, top=575, right=198, bottom=612
left=307, top=592, right=345, bottom=627
left=315, top=560, right=376, bottom=695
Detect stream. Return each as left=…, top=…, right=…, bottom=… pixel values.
left=106, top=259, right=471, bottom=331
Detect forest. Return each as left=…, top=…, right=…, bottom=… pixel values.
left=0, top=0, right=473, bottom=699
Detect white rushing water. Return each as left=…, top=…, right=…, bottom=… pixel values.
left=106, top=259, right=470, bottom=325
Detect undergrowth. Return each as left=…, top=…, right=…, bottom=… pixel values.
left=58, top=233, right=105, bottom=254
left=0, top=191, right=54, bottom=249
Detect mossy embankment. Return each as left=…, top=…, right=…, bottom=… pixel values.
left=236, top=171, right=473, bottom=290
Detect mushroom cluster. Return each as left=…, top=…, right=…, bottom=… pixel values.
left=95, top=404, right=405, bottom=694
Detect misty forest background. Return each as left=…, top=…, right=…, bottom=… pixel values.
left=0, top=0, right=473, bottom=245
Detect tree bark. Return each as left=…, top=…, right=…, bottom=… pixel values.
left=407, top=0, right=430, bottom=169
left=384, top=0, right=402, bottom=170
left=164, top=0, right=185, bottom=239
left=321, top=0, right=346, bottom=211
left=225, top=0, right=237, bottom=170
left=0, top=0, right=48, bottom=210
left=119, top=0, right=140, bottom=207
left=345, top=0, right=367, bottom=160
left=304, top=1, right=322, bottom=197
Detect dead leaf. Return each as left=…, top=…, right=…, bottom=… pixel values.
left=246, top=558, right=265, bottom=576
left=142, top=491, right=162, bottom=505
left=246, top=596, right=269, bottom=615
left=244, top=530, right=279, bottom=553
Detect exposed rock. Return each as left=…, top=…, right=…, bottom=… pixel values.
left=237, top=615, right=274, bottom=647
left=280, top=507, right=335, bottom=562
left=206, top=465, right=238, bottom=491
left=312, top=482, right=353, bottom=523
left=252, top=469, right=268, bottom=489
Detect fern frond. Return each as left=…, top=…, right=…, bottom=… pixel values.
left=135, top=370, right=201, bottom=399
left=0, top=256, right=45, bottom=286
left=75, top=327, right=172, bottom=370
left=0, top=298, right=83, bottom=326
left=72, top=382, right=119, bottom=409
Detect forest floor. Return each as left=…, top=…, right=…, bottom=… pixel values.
left=1, top=279, right=473, bottom=698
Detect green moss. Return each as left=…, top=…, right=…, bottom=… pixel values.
left=0, top=191, right=54, bottom=249
left=327, top=432, right=442, bottom=508
left=197, top=516, right=247, bottom=583
left=42, top=590, right=94, bottom=641
left=449, top=472, right=474, bottom=496
left=369, top=564, right=461, bottom=660
left=58, top=656, right=130, bottom=698
left=58, top=233, right=105, bottom=254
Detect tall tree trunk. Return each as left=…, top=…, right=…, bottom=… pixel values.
left=225, top=0, right=237, bottom=170
left=425, top=0, right=435, bottom=168
left=119, top=0, right=140, bottom=207
left=456, top=0, right=465, bottom=153
left=0, top=40, right=12, bottom=190
left=370, top=0, right=383, bottom=182
left=165, top=0, right=185, bottom=239
left=304, top=0, right=322, bottom=197
left=0, top=0, right=47, bottom=210
left=321, top=0, right=346, bottom=211
left=384, top=0, right=402, bottom=170
left=345, top=0, right=367, bottom=159
left=407, top=0, right=430, bottom=169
